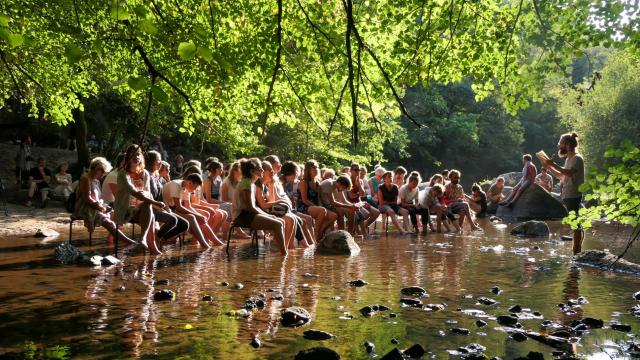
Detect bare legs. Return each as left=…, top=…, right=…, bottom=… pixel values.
left=250, top=214, right=287, bottom=255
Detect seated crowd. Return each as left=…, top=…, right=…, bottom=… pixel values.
left=63, top=144, right=497, bottom=256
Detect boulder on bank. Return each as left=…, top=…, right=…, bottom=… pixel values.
left=510, top=220, right=550, bottom=237
left=316, top=230, right=360, bottom=256
left=575, top=250, right=640, bottom=275
left=496, top=184, right=568, bottom=221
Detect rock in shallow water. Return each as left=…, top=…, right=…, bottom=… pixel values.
left=346, top=279, right=368, bottom=287
left=611, top=323, right=632, bottom=332
left=401, top=286, right=429, bottom=297
left=303, top=329, right=336, bottom=340
left=496, top=315, right=519, bottom=326
left=153, top=289, right=175, bottom=301
left=250, top=336, right=261, bottom=348
left=316, top=230, right=361, bottom=256
left=400, top=298, right=423, bottom=307
left=510, top=220, right=550, bottom=237
left=403, top=344, right=426, bottom=358
left=294, top=347, right=340, bottom=360
left=477, top=297, right=499, bottom=306
left=281, top=306, right=311, bottom=327
left=575, top=249, right=640, bottom=274
left=53, top=243, right=84, bottom=264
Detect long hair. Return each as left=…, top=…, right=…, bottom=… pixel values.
left=226, top=161, right=242, bottom=186
left=303, top=160, right=319, bottom=183
left=124, top=144, right=145, bottom=175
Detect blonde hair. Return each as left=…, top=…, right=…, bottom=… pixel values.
left=89, top=157, right=112, bottom=174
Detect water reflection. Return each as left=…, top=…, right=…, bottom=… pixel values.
left=0, top=220, right=639, bottom=359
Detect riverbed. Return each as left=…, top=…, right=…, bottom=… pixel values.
left=0, top=220, right=638, bottom=359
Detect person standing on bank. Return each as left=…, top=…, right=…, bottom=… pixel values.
left=543, top=132, right=585, bottom=255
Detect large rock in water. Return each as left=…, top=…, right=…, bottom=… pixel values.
left=575, top=250, right=640, bottom=275
left=316, top=230, right=360, bottom=256
left=53, top=243, right=84, bottom=264
left=510, top=221, right=550, bottom=237
left=497, top=184, right=568, bottom=221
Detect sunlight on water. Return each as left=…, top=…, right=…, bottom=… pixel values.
left=0, top=220, right=638, bottom=359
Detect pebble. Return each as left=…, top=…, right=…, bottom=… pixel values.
left=153, top=279, right=169, bottom=286
left=390, top=338, right=399, bottom=345
left=363, top=341, right=375, bottom=353
left=250, top=336, right=261, bottom=348
left=451, top=328, right=470, bottom=335
left=347, top=279, right=368, bottom=287
left=234, top=283, right=244, bottom=290
left=490, top=287, right=502, bottom=295
left=202, top=295, right=213, bottom=302
left=221, top=281, right=229, bottom=286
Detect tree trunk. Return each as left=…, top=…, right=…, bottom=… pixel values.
left=73, top=108, right=90, bottom=168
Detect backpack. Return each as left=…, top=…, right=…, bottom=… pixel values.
left=65, top=190, right=77, bottom=213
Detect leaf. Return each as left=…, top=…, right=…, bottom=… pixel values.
left=0, top=14, right=10, bottom=27
left=139, top=19, right=157, bottom=34
left=133, top=5, right=149, bottom=18
left=6, top=32, right=23, bottom=48
left=151, top=85, right=169, bottom=102
left=178, top=41, right=197, bottom=60
left=197, top=47, right=213, bottom=62
left=127, top=76, right=150, bottom=91
left=64, top=43, right=84, bottom=63
left=110, top=5, right=130, bottom=21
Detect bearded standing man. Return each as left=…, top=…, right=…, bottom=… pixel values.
left=543, top=132, right=585, bottom=254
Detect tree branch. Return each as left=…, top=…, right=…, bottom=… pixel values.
left=139, top=75, right=157, bottom=145
left=503, top=0, right=524, bottom=83
left=359, top=63, right=382, bottom=135
left=207, top=0, right=218, bottom=49
left=261, top=0, right=283, bottom=137
left=133, top=45, right=196, bottom=117
left=0, top=49, right=23, bottom=99
left=295, top=0, right=347, bottom=57
left=344, top=0, right=359, bottom=144
left=348, top=12, right=422, bottom=127
left=282, top=67, right=327, bottom=135
left=327, top=77, right=349, bottom=140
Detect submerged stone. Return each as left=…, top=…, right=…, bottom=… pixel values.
left=363, top=341, right=375, bottom=353
left=575, top=250, right=640, bottom=274
left=401, top=286, right=429, bottom=297
left=294, top=347, right=340, bottom=360
left=202, top=295, right=213, bottom=302
left=403, top=344, right=426, bottom=358
left=250, top=336, right=261, bottom=348
left=400, top=298, right=423, bottom=307
left=303, top=329, right=336, bottom=340
left=153, top=279, right=169, bottom=286
left=508, top=305, right=522, bottom=313
left=346, top=279, right=368, bottom=287
left=581, top=317, right=604, bottom=328
left=490, top=286, right=502, bottom=295
left=510, top=220, right=550, bottom=237
left=451, top=328, right=470, bottom=335
left=611, top=323, right=632, bottom=332
left=496, top=315, right=519, bottom=326
left=153, top=289, right=175, bottom=301
left=634, top=291, right=640, bottom=301
left=281, top=306, right=311, bottom=327
left=379, top=348, right=404, bottom=360
left=510, top=332, right=527, bottom=342
left=477, top=297, right=498, bottom=306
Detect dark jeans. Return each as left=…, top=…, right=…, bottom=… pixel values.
left=407, top=207, right=430, bottom=226
left=153, top=209, right=189, bottom=240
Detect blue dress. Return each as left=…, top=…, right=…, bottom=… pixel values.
left=296, top=180, right=319, bottom=214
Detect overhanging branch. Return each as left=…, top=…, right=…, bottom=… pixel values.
left=261, top=0, right=283, bottom=137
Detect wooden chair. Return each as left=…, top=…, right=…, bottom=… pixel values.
left=69, top=215, right=135, bottom=257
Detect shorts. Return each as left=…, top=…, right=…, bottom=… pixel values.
left=233, top=211, right=257, bottom=227
left=380, top=204, right=400, bottom=214
left=449, top=202, right=467, bottom=214
left=562, top=197, right=583, bottom=213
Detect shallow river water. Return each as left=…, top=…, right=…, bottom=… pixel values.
left=0, top=220, right=638, bottom=359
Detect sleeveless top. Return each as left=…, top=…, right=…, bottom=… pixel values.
left=370, top=177, right=383, bottom=196
left=297, top=180, right=320, bottom=208
left=209, top=176, right=222, bottom=199
left=379, top=183, right=399, bottom=204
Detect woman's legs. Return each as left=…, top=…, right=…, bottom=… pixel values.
left=295, top=212, right=315, bottom=245
left=386, top=208, right=406, bottom=234
left=250, top=214, right=287, bottom=255
left=320, top=210, right=338, bottom=238
left=282, top=213, right=296, bottom=249
left=99, top=214, right=137, bottom=244
left=136, top=203, right=161, bottom=255
left=178, top=212, right=212, bottom=248
left=398, top=207, right=411, bottom=232
left=307, top=206, right=327, bottom=241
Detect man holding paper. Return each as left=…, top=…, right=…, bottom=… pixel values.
left=542, top=132, right=585, bottom=254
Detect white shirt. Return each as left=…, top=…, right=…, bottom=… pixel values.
left=162, top=180, right=184, bottom=207
left=399, top=184, right=419, bottom=204
left=101, top=170, right=118, bottom=203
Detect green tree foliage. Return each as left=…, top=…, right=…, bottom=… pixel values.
left=0, top=0, right=636, bottom=163
left=564, top=141, right=639, bottom=242
left=558, top=49, right=640, bottom=169
left=385, top=81, right=524, bottom=182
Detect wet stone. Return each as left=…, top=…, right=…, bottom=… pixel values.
left=347, top=279, right=368, bottom=287
left=244, top=297, right=266, bottom=310
left=153, top=279, right=169, bottom=286
left=634, top=291, right=640, bottom=301
left=424, top=303, right=446, bottom=311
left=508, top=305, right=522, bottom=313
left=234, top=283, right=244, bottom=290
left=581, top=317, right=604, bottom=328
left=490, top=286, right=502, bottom=295
left=390, top=338, right=399, bottom=345
left=551, top=331, right=572, bottom=338
left=294, top=347, right=340, bottom=360
left=379, top=348, right=404, bottom=360
left=457, top=343, right=487, bottom=355
left=281, top=306, right=311, bottom=327
left=477, top=297, right=498, bottom=306
left=363, top=341, right=375, bottom=353
left=221, top=281, right=229, bottom=286
left=202, top=295, right=213, bottom=302
left=510, top=332, right=528, bottom=342
left=272, top=294, right=284, bottom=301
left=476, top=320, right=487, bottom=328
left=611, top=323, right=632, bottom=332
left=451, top=328, right=470, bottom=335
left=250, top=336, right=261, bottom=348
left=403, top=344, right=426, bottom=358
left=303, top=329, right=336, bottom=341
left=101, top=255, right=121, bottom=266
left=153, top=289, right=175, bottom=301
left=389, top=313, right=398, bottom=318
left=400, top=298, right=423, bottom=307
left=631, top=304, right=640, bottom=317
left=401, top=286, right=429, bottom=297
left=496, top=315, right=519, bottom=326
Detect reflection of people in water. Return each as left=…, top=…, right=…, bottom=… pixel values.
left=560, top=266, right=583, bottom=324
